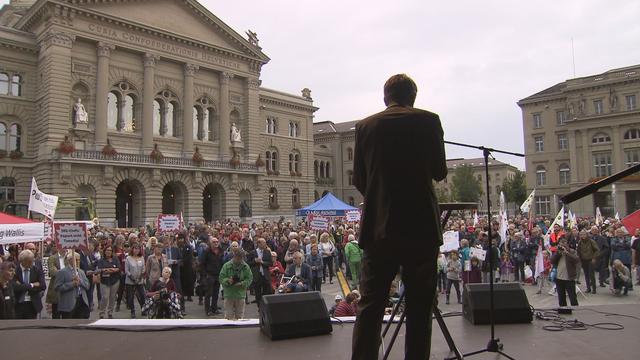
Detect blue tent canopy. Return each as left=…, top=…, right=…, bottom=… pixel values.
left=295, top=192, right=359, bottom=217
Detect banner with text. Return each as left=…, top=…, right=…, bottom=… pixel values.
left=28, top=178, right=59, bottom=219
left=439, top=231, right=460, bottom=253
left=345, top=210, right=361, bottom=222
left=54, top=222, right=88, bottom=249
left=156, top=214, right=182, bottom=233
left=309, top=215, right=330, bottom=231
left=0, top=222, right=45, bottom=245
left=470, top=247, right=487, bottom=261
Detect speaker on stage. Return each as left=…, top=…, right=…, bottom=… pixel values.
left=462, top=283, right=532, bottom=325
left=260, top=292, right=332, bottom=340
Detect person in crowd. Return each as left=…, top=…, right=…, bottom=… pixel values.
left=200, top=236, right=224, bottom=316
left=509, top=232, right=527, bottom=282
left=611, top=259, right=632, bottom=296
left=247, top=237, right=273, bottom=305
left=329, top=294, right=343, bottom=317
left=0, top=261, right=16, bottom=319
left=144, top=267, right=182, bottom=319
left=124, top=243, right=146, bottom=318
left=499, top=252, right=513, bottom=283
left=239, top=228, right=255, bottom=254
left=344, top=234, right=363, bottom=289
left=437, top=251, right=447, bottom=294
left=459, top=239, right=471, bottom=283
left=55, top=252, right=90, bottom=319
left=145, top=236, right=158, bottom=258
left=219, top=248, right=253, bottom=320
left=178, top=233, right=196, bottom=302
left=145, top=243, right=167, bottom=288
left=319, top=232, right=336, bottom=284
left=305, top=245, right=324, bottom=292
left=536, top=250, right=552, bottom=294
left=445, top=251, right=462, bottom=304
left=334, top=291, right=359, bottom=317
left=549, top=224, right=564, bottom=254
left=46, top=247, right=65, bottom=319
left=576, top=229, right=599, bottom=294
left=610, top=228, right=633, bottom=290
left=551, top=238, right=580, bottom=307
left=482, top=238, right=501, bottom=283
left=223, top=241, right=240, bottom=263
left=163, top=235, right=183, bottom=294
left=284, top=251, right=312, bottom=292
left=283, top=239, right=300, bottom=270
left=632, top=228, right=640, bottom=286
left=13, top=249, right=46, bottom=319
left=269, top=251, right=285, bottom=292
left=79, top=242, right=98, bottom=311
left=467, top=257, right=482, bottom=284
left=590, top=226, right=610, bottom=288
left=114, top=236, right=127, bottom=312
left=96, top=246, right=120, bottom=319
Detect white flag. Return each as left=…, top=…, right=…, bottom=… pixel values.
left=534, top=245, right=545, bottom=279
left=28, top=178, right=58, bottom=219
left=615, top=212, right=620, bottom=221
left=544, top=206, right=565, bottom=246
left=473, top=211, right=479, bottom=227
left=499, top=191, right=506, bottom=215
left=568, top=210, right=575, bottom=229
left=498, top=209, right=508, bottom=245
left=520, top=189, right=535, bottom=214
left=595, top=207, right=603, bottom=226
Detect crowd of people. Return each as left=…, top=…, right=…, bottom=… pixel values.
left=1, top=212, right=638, bottom=320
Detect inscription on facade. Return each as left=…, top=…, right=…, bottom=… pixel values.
left=86, top=23, right=242, bottom=71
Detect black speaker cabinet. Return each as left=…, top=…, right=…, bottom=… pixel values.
left=260, top=291, right=332, bottom=340
left=462, top=283, right=532, bottom=325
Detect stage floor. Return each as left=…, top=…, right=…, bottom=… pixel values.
left=1, top=304, right=638, bottom=360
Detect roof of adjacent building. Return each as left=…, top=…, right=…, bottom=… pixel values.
left=518, top=64, right=640, bottom=105
left=446, top=157, right=515, bottom=169
left=313, top=120, right=358, bottom=134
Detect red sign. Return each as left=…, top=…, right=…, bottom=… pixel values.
left=54, top=222, right=88, bottom=249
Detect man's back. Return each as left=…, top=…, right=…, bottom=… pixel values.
left=354, top=105, right=447, bottom=258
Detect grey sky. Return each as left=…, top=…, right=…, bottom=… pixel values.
left=4, top=0, right=640, bottom=169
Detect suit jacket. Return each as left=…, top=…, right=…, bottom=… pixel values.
left=13, top=264, right=46, bottom=313
left=284, top=262, right=312, bottom=285
left=247, top=248, right=273, bottom=278
left=54, top=267, right=90, bottom=313
left=353, top=105, right=447, bottom=259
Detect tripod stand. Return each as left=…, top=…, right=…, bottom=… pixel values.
left=443, top=141, right=524, bottom=360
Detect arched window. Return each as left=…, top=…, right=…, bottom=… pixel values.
left=326, top=162, right=331, bottom=178
left=559, top=164, right=571, bottom=185
left=624, top=128, right=640, bottom=140
left=9, top=124, right=21, bottom=152
left=314, top=160, right=319, bottom=178
left=294, top=153, right=300, bottom=172
left=266, top=151, right=272, bottom=171
left=288, top=153, right=294, bottom=173
left=0, top=73, right=8, bottom=94
left=0, top=122, right=6, bottom=151
left=294, top=123, right=299, bottom=137
left=268, top=187, right=278, bottom=208
left=592, top=132, right=611, bottom=144
left=266, top=150, right=278, bottom=173
left=314, top=191, right=320, bottom=201
left=292, top=188, right=300, bottom=207
left=0, top=177, right=16, bottom=205
left=536, top=166, right=546, bottom=186
left=107, top=91, right=119, bottom=130
left=320, top=161, right=326, bottom=178
left=207, top=107, right=216, bottom=141
left=155, top=90, right=179, bottom=137
left=288, top=122, right=294, bottom=137
left=10, top=74, right=21, bottom=96
left=347, top=170, right=353, bottom=186
left=266, top=117, right=277, bottom=134
left=123, top=94, right=136, bottom=132
left=153, top=100, right=162, bottom=136
left=347, top=147, right=353, bottom=161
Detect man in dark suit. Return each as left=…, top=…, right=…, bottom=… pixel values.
left=247, top=237, right=273, bottom=305
left=13, top=250, right=47, bottom=319
left=284, top=252, right=312, bottom=293
left=351, top=74, right=447, bottom=360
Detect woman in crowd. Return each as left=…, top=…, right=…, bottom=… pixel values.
left=610, top=228, right=633, bottom=290
left=344, top=234, right=363, bottom=289
left=319, top=232, right=336, bottom=284
left=333, top=291, right=359, bottom=317
left=178, top=234, right=196, bottom=302
left=445, top=250, right=462, bottom=304
left=0, top=261, right=16, bottom=319
left=305, top=245, right=323, bottom=292
left=144, top=267, right=182, bottom=318
left=611, top=259, right=631, bottom=296
left=96, top=245, right=120, bottom=319
left=269, top=251, right=285, bottom=292
left=145, top=241, right=167, bottom=288
left=124, top=243, right=146, bottom=318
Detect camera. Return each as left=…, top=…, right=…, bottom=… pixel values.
left=231, top=275, right=241, bottom=284
left=158, top=286, right=170, bottom=300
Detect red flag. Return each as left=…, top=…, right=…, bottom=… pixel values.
left=622, top=209, right=640, bottom=235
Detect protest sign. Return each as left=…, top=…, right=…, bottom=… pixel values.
left=54, top=222, right=88, bottom=249
left=470, top=247, right=487, bottom=261
left=309, top=215, right=329, bottom=231
left=28, top=178, right=59, bottom=218
left=346, top=210, right=361, bottom=222
left=156, top=214, right=182, bottom=233
left=439, top=231, right=460, bottom=253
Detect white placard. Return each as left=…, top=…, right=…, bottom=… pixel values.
left=28, top=178, right=59, bottom=218
left=439, top=231, right=459, bottom=253
left=55, top=222, right=88, bottom=249
left=345, top=210, right=361, bottom=222
left=309, top=215, right=329, bottom=231
left=156, top=214, right=182, bottom=233
left=470, top=247, right=486, bottom=261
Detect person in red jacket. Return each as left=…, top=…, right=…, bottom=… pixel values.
left=334, top=292, right=359, bottom=317
left=549, top=224, right=565, bottom=254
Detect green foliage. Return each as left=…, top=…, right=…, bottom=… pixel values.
left=434, top=182, right=451, bottom=203
left=451, top=165, right=483, bottom=202
left=502, top=170, right=527, bottom=207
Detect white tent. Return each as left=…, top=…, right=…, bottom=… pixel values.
left=0, top=212, right=45, bottom=245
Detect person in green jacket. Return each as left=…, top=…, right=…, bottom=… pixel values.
left=219, top=248, right=253, bottom=320
left=344, top=234, right=363, bottom=289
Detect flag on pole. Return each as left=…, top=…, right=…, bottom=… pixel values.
left=28, top=178, right=58, bottom=219
left=595, top=207, right=603, bottom=226
left=544, top=206, right=565, bottom=247
left=615, top=212, right=620, bottom=221
left=621, top=209, right=640, bottom=235
left=499, top=191, right=506, bottom=215
left=473, top=211, right=479, bottom=227
left=520, top=189, right=535, bottom=214
left=567, top=210, right=575, bottom=229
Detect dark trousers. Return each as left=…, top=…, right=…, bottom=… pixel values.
left=597, top=258, right=609, bottom=285
left=15, top=302, right=37, bottom=319
left=51, top=303, right=62, bottom=319
left=437, top=271, right=446, bottom=292
left=352, top=250, right=438, bottom=360
left=116, top=274, right=126, bottom=306
left=61, top=297, right=90, bottom=319
left=310, top=276, right=322, bottom=292
left=580, top=259, right=596, bottom=291
left=204, top=275, right=221, bottom=314
left=556, top=279, right=578, bottom=307
left=446, top=279, right=460, bottom=301
left=126, top=284, right=145, bottom=314
left=322, top=257, right=334, bottom=281
left=254, top=272, right=273, bottom=305
left=513, top=260, right=525, bottom=282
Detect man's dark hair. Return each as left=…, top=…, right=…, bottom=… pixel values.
left=383, top=74, right=417, bottom=107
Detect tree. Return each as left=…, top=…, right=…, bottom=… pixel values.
left=451, top=165, right=483, bottom=202
left=502, top=170, right=527, bottom=212
left=434, top=182, right=451, bottom=203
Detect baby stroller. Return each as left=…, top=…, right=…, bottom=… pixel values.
left=142, top=286, right=184, bottom=319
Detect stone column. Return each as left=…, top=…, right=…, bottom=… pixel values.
left=246, top=77, right=261, bottom=160
left=568, top=130, right=578, bottom=183
left=581, top=130, right=590, bottom=181
left=182, top=63, right=199, bottom=155
left=219, top=72, right=234, bottom=157
left=611, top=125, right=621, bottom=174
left=95, top=42, right=115, bottom=148
left=142, top=53, right=159, bottom=152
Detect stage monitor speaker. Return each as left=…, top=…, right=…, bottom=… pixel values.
left=260, top=291, right=332, bottom=340
left=462, top=283, right=532, bottom=325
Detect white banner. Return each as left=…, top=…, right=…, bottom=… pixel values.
left=520, top=189, right=535, bottom=213
left=0, top=222, right=45, bottom=245
left=439, top=231, right=460, bottom=253
left=54, top=222, right=88, bottom=249
left=345, top=210, right=361, bottom=222
left=309, top=215, right=330, bottom=231
left=28, top=178, right=58, bottom=218
left=156, top=214, right=182, bottom=233
left=470, top=247, right=487, bottom=261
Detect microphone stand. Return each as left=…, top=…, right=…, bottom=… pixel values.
left=443, top=140, right=524, bottom=360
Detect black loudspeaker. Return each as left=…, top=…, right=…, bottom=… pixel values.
left=260, top=291, right=332, bottom=340
left=462, top=283, right=532, bottom=325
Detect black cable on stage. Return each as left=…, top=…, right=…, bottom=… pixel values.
left=530, top=307, right=627, bottom=333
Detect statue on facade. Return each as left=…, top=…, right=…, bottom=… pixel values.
left=240, top=200, right=252, bottom=218
left=578, top=95, right=586, bottom=116
left=230, top=122, right=242, bottom=143
left=609, top=87, right=618, bottom=111
left=246, top=30, right=259, bottom=47
left=74, top=98, right=89, bottom=124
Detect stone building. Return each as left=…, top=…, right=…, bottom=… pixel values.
left=0, top=0, right=317, bottom=226
left=518, top=65, right=640, bottom=218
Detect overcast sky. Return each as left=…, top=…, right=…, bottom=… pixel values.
left=4, top=0, right=640, bottom=169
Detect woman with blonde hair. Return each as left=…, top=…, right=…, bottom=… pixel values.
left=319, top=232, right=336, bottom=284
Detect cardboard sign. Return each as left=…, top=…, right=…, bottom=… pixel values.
left=156, top=214, right=182, bottom=233
left=439, top=231, right=460, bottom=253
left=309, top=215, right=329, bottom=231
left=470, top=247, right=486, bottom=261
left=54, top=222, right=88, bottom=249
left=345, top=210, right=361, bottom=222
